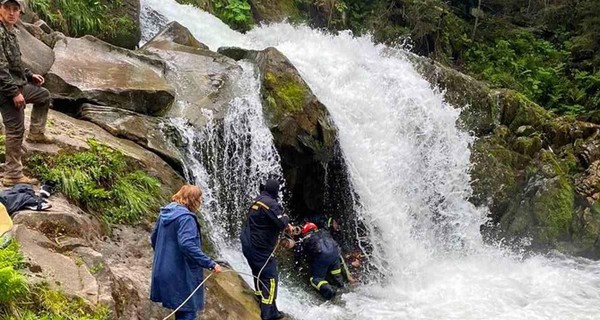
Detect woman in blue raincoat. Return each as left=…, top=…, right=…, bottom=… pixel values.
left=150, top=185, right=222, bottom=320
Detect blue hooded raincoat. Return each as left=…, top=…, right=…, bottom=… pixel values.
left=150, top=203, right=216, bottom=312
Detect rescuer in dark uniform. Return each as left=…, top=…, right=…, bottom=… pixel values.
left=240, top=179, right=292, bottom=320
left=294, top=222, right=352, bottom=300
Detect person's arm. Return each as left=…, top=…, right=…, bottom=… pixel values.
left=264, top=203, right=290, bottom=230
left=176, top=215, right=217, bottom=270
left=0, top=35, right=19, bottom=98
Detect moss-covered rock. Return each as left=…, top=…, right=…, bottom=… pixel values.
left=499, top=150, right=575, bottom=248
left=253, top=47, right=340, bottom=215
left=470, top=130, right=528, bottom=220
left=411, top=54, right=499, bottom=135
left=512, top=134, right=543, bottom=157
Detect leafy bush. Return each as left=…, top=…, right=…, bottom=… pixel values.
left=464, top=31, right=597, bottom=116
left=27, top=140, right=163, bottom=225
left=0, top=241, right=28, bottom=313
left=176, top=0, right=254, bottom=32
left=214, top=0, right=254, bottom=31
left=28, top=0, right=135, bottom=39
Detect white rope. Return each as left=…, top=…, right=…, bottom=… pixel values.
left=161, top=272, right=214, bottom=320
left=162, top=236, right=285, bottom=320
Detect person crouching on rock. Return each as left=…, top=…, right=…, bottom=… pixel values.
left=150, top=185, right=222, bottom=320
left=0, top=0, right=54, bottom=187
left=294, top=222, right=353, bottom=300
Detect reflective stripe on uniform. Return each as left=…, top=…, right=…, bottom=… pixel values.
left=251, top=201, right=270, bottom=211
left=310, top=277, right=329, bottom=290
left=261, top=278, right=276, bottom=305
left=255, top=201, right=270, bottom=209
left=330, top=268, right=342, bottom=275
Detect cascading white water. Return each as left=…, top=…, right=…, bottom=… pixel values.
left=142, top=1, right=600, bottom=319
left=164, top=61, right=284, bottom=244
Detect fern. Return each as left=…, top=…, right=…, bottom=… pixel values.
left=27, top=140, right=164, bottom=226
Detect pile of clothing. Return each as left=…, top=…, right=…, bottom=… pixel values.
left=0, top=183, right=54, bottom=246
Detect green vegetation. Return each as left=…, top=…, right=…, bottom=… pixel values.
left=28, top=0, right=136, bottom=45
left=27, top=140, right=164, bottom=225
left=169, top=0, right=600, bottom=116
left=288, top=0, right=599, bottom=117
left=0, top=240, right=109, bottom=319
left=176, top=0, right=255, bottom=31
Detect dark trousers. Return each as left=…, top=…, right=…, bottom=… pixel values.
left=175, top=310, right=196, bottom=320
left=309, top=253, right=345, bottom=300
left=242, top=244, right=280, bottom=320
left=0, top=84, right=50, bottom=178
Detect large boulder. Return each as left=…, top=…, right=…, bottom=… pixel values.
left=45, top=36, right=175, bottom=116
left=96, top=226, right=261, bottom=320
left=15, top=21, right=54, bottom=75
left=79, top=104, right=184, bottom=175
left=254, top=47, right=339, bottom=215
left=141, top=22, right=241, bottom=127
left=410, top=53, right=500, bottom=135
left=22, top=108, right=184, bottom=198
left=409, top=54, right=600, bottom=257
left=9, top=195, right=261, bottom=319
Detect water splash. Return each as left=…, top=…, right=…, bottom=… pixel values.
left=142, top=1, right=600, bottom=319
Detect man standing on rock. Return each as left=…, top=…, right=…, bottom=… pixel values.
left=241, top=179, right=293, bottom=320
left=0, top=0, right=53, bottom=186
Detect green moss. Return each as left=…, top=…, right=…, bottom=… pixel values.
left=512, top=135, right=543, bottom=157
left=573, top=206, right=600, bottom=252
left=26, top=140, right=165, bottom=226
left=532, top=173, right=574, bottom=244
left=264, top=72, right=308, bottom=122
left=498, top=90, right=552, bottom=131
left=470, top=135, right=528, bottom=215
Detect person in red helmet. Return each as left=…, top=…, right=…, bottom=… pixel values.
left=294, top=222, right=349, bottom=300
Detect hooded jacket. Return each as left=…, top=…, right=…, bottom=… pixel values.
left=240, top=179, right=289, bottom=256
left=150, top=202, right=216, bottom=312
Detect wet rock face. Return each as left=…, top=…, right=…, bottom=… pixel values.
left=141, top=21, right=242, bottom=128
left=79, top=104, right=185, bottom=176
left=253, top=47, right=339, bottom=215
left=410, top=53, right=600, bottom=257
left=45, top=36, right=175, bottom=116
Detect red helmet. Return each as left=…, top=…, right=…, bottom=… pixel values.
left=302, top=222, right=318, bottom=235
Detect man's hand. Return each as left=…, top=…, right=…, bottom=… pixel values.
left=13, top=93, right=25, bottom=108
left=212, top=264, right=223, bottom=273
left=31, top=74, right=44, bottom=86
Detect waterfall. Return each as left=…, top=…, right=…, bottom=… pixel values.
left=141, top=1, right=600, bottom=319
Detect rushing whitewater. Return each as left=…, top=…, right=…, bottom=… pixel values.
left=141, top=1, right=600, bottom=319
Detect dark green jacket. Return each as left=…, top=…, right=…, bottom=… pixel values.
left=0, top=21, right=32, bottom=98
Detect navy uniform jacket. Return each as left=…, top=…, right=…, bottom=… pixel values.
left=241, top=190, right=289, bottom=255
left=295, top=229, right=340, bottom=264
